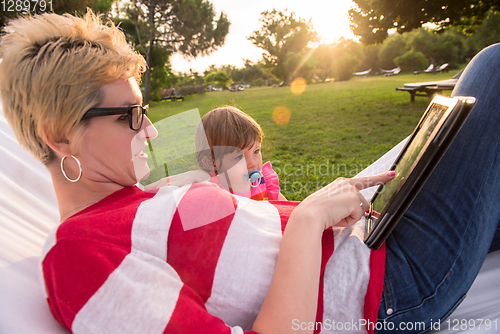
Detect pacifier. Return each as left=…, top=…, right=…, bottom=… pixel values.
left=248, top=170, right=262, bottom=188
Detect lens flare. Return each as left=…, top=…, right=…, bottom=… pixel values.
left=273, top=106, right=291, bottom=125
left=290, top=77, right=307, bottom=95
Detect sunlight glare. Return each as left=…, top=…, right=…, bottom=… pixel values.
left=273, top=106, right=291, bottom=125
left=291, top=77, right=307, bottom=95
left=301, top=0, right=356, bottom=43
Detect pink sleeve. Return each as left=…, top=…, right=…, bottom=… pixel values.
left=261, top=161, right=280, bottom=200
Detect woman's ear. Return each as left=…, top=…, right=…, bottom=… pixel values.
left=41, top=127, right=72, bottom=158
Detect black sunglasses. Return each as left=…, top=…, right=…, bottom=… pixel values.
left=81, top=105, right=149, bottom=131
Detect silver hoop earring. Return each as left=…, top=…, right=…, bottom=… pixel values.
left=60, top=155, right=82, bottom=182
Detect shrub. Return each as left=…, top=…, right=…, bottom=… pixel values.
left=252, top=78, right=265, bottom=87
left=395, top=51, right=428, bottom=72
left=177, top=85, right=205, bottom=96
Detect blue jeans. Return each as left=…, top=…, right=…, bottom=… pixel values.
left=376, top=43, right=500, bottom=333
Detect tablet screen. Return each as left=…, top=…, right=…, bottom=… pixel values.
left=371, top=102, right=448, bottom=215
left=365, top=95, right=475, bottom=249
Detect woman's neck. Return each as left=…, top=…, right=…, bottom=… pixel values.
left=48, top=164, right=125, bottom=221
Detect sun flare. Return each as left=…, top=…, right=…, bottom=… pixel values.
left=305, top=1, right=356, bottom=43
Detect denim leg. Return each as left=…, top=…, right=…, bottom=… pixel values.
left=488, top=225, right=500, bottom=253
left=376, top=43, right=500, bottom=333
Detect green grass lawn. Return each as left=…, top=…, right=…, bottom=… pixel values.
left=145, top=71, right=457, bottom=201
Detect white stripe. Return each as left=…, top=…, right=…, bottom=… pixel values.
left=131, top=186, right=178, bottom=259
left=72, top=187, right=186, bottom=334
left=322, top=218, right=371, bottom=334
left=205, top=197, right=282, bottom=330
left=72, top=252, right=183, bottom=334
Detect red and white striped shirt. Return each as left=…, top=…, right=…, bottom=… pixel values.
left=40, top=184, right=385, bottom=333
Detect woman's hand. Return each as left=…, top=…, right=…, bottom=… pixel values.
left=252, top=171, right=395, bottom=334
left=144, top=170, right=211, bottom=191
left=293, top=171, right=396, bottom=231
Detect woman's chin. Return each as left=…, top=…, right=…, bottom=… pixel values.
left=133, top=161, right=151, bottom=183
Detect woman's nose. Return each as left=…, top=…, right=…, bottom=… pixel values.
left=141, top=116, right=158, bottom=140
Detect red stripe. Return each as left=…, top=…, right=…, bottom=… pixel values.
left=167, top=183, right=238, bottom=303
left=314, top=228, right=334, bottom=334
left=363, top=242, right=387, bottom=334
left=164, top=285, right=261, bottom=333
left=43, top=187, right=153, bottom=329
left=270, top=201, right=335, bottom=334
left=269, top=200, right=300, bottom=234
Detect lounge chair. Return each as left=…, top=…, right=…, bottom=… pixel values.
left=379, top=67, right=401, bottom=76
left=160, top=89, right=184, bottom=101
left=437, top=63, right=449, bottom=73
left=384, top=67, right=401, bottom=76
left=413, top=64, right=434, bottom=75
left=0, top=105, right=499, bottom=334
left=355, top=69, right=372, bottom=77
left=397, top=70, right=463, bottom=102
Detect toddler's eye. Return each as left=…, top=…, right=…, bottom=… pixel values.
left=236, top=154, right=244, bottom=161
left=254, top=149, right=260, bottom=155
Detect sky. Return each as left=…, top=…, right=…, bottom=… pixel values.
left=170, top=0, right=357, bottom=74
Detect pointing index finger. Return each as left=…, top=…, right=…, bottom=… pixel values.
left=349, top=171, right=396, bottom=190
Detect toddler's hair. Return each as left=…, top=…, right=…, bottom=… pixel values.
left=195, top=106, right=263, bottom=173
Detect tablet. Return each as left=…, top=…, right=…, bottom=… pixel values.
left=364, top=95, right=476, bottom=249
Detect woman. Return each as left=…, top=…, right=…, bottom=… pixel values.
left=0, top=11, right=498, bottom=334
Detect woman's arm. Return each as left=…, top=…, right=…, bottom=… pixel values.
left=252, top=172, right=395, bottom=334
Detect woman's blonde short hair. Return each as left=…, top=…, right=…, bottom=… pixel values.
left=0, top=10, right=146, bottom=165
left=195, top=106, right=264, bottom=173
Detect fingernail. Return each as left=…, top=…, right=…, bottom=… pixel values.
left=386, top=171, right=396, bottom=178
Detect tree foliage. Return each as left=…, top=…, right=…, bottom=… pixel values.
left=331, top=39, right=362, bottom=81
left=409, top=28, right=467, bottom=70
left=312, top=45, right=336, bottom=82
left=115, top=16, right=175, bottom=100
left=204, top=71, right=232, bottom=88
left=349, top=0, right=500, bottom=45
left=125, top=0, right=230, bottom=102
left=378, top=33, right=408, bottom=69
left=394, top=51, right=428, bottom=72
left=248, top=9, right=317, bottom=83
left=311, top=39, right=361, bottom=82
left=471, top=11, right=500, bottom=51
left=356, top=43, right=382, bottom=72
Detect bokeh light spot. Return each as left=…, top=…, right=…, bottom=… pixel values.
left=273, top=105, right=291, bottom=125
left=290, top=77, right=307, bottom=95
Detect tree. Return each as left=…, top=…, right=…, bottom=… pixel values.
left=349, top=0, right=500, bottom=45
left=115, top=16, right=174, bottom=101
left=378, top=33, right=408, bottom=69
left=471, top=11, right=500, bottom=51
left=409, top=28, right=467, bottom=71
left=125, top=0, right=230, bottom=103
left=357, top=43, right=381, bottom=72
left=248, top=9, right=317, bottom=84
left=204, top=71, right=232, bottom=88
left=331, top=38, right=362, bottom=81
left=394, top=51, right=427, bottom=72
left=313, top=44, right=336, bottom=82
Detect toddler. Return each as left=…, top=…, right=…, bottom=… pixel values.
left=195, top=106, right=286, bottom=201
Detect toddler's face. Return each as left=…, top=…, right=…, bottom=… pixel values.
left=217, top=141, right=262, bottom=193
